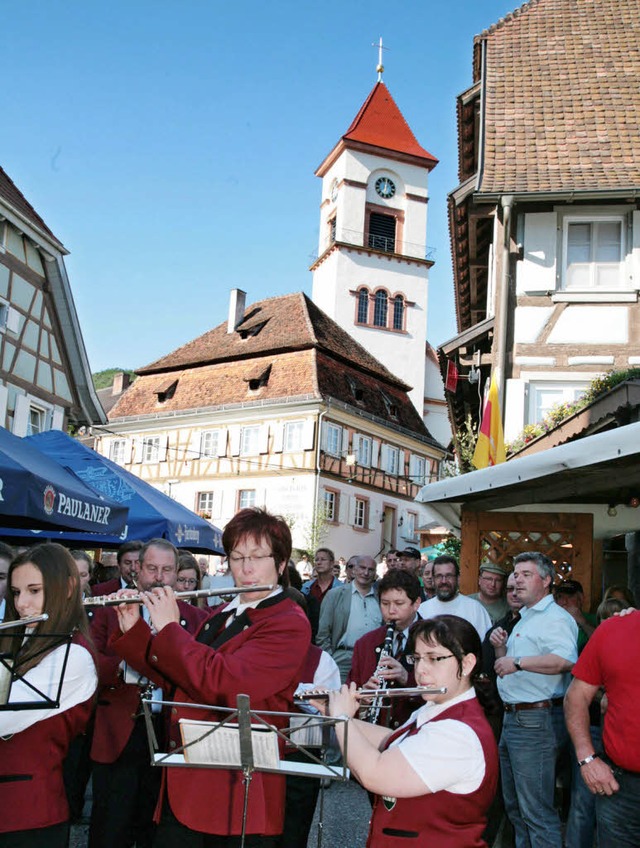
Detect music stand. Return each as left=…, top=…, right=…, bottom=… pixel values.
left=141, top=693, right=349, bottom=848
left=0, top=626, right=73, bottom=710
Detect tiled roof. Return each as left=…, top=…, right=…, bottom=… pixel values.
left=138, top=292, right=406, bottom=388
left=341, top=82, right=438, bottom=166
left=0, top=166, right=58, bottom=241
left=108, top=350, right=320, bottom=418
left=477, top=0, right=640, bottom=193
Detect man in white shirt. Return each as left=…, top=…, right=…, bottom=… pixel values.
left=418, top=555, right=491, bottom=640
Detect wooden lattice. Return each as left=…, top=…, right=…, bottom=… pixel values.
left=460, top=511, right=595, bottom=607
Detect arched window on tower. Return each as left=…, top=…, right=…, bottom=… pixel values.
left=357, top=288, right=369, bottom=324
left=392, top=295, right=405, bottom=330
left=373, top=290, right=388, bottom=327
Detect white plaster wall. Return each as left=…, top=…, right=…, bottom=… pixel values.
left=513, top=306, right=555, bottom=344
left=547, top=306, right=628, bottom=344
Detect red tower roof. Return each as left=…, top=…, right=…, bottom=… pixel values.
left=342, top=82, right=437, bottom=166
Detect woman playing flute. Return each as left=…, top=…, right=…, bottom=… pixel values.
left=313, top=615, right=499, bottom=848
left=0, top=544, right=97, bottom=848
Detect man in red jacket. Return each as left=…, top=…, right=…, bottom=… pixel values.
left=91, top=540, right=143, bottom=596
left=111, top=508, right=311, bottom=847
left=347, top=569, right=422, bottom=728
left=89, top=538, right=208, bottom=848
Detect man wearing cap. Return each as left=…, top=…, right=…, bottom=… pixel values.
left=469, top=562, right=509, bottom=625
left=396, top=547, right=428, bottom=600
left=554, top=579, right=596, bottom=652
left=418, top=554, right=491, bottom=639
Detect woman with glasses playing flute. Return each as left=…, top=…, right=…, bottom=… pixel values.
left=111, top=508, right=311, bottom=848
left=312, top=615, right=499, bottom=848
left=0, top=544, right=97, bottom=848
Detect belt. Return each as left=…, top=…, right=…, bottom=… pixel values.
left=504, top=697, right=564, bottom=712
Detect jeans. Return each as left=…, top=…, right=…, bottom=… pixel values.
left=499, top=704, right=568, bottom=848
left=597, top=761, right=640, bottom=848
left=566, top=725, right=601, bottom=848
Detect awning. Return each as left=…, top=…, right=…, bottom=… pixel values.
left=416, top=422, right=640, bottom=538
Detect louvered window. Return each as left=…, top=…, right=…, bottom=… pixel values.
left=368, top=213, right=396, bottom=253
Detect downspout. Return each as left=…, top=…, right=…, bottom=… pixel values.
left=496, top=195, right=514, bottom=410
left=314, top=402, right=330, bottom=530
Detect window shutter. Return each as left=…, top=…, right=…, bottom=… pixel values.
left=257, top=488, right=267, bottom=509
left=188, top=431, right=202, bottom=459
left=51, top=405, right=65, bottom=431
left=302, top=419, right=315, bottom=450
left=371, top=439, right=380, bottom=468
left=133, top=439, right=143, bottom=463
left=348, top=496, right=356, bottom=525
left=212, top=490, right=222, bottom=518
left=124, top=439, right=134, bottom=464
left=229, top=427, right=241, bottom=456
left=399, top=509, right=408, bottom=539
left=6, top=307, right=20, bottom=334
left=217, top=428, right=228, bottom=457
left=273, top=424, right=284, bottom=453
left=338, top=492, right=348, bottom=524
left=368, top=503, right=377, bottom=531
left=259, top=424, right=270, bottom=454
left=342, top=428, right=350, bottom=454
left=516, top=212, right=557, bottom=294
left=633, top=211, right=640, bottom=289
left=12, top=394, right=29, bottom=436
left=320, top=421, right=328, bottom=451
left=352, top=433, right=360, bottom=457
left=0, top=384, right=8, bottom=427
left=158, top=436, right=169, bottom=462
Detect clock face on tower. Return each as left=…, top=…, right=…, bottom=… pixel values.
left=375, top=176, right=396, bottom=199
left=330, top=179, right=339, bottom=202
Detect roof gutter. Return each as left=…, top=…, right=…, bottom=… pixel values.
left=474, top=188, right=640, bottom=205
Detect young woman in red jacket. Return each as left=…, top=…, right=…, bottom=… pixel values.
left=0, top=543, right=97, bottom=848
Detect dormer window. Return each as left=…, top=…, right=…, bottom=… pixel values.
left=155, top=378, right=178, bottom=403
left=380, top=390, right=399, bottom=419
left=345, top=375, right=364, bottom=402
left=244, top=363, right=272, bottom=391
left=238, top=320, right=268, bottom=340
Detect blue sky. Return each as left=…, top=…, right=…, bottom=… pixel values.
left=1, top=0, right=518, bottom=373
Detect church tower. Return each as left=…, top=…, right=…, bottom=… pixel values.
left=311, top=72, right=438, bottom=417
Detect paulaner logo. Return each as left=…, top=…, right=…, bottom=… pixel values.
left=43, top=485, right=56, bottom=515
left=57, top=492, right=111, bottom=525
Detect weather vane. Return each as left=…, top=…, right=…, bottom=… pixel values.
left=372, top=37, right=389, bottom=82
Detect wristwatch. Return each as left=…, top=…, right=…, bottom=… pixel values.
left=514, top=657, right=523, bottom=671
left=578, top=754, right=599, bottom=767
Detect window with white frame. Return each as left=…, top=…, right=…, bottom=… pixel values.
left=325, top=423, right=342, bottom=456
left=142, top=436, right=161, bottom=463
left=384, top=445, right=400, bottom=475
left=197, top=492, right=214, bottom=516
left=200, top=430, right=220, bottom=458
left=110, top=439, right=127, bottom=464
left=353, top=497, right=367, bottom=528
left=27, top=404, right=49, bottom=436
left=356, top=435, right=372, bottom=467
left=323, top=489, right=338, bottom=522
left=238, top=489, right=256, bottom=509
left=409, top=455, right=426, bottom=486
left=284, top=421, right=304, bottom=452
left=240, top=425, right=260, bottom=456
left=563, top=217, right=625, bottom=290
left=527, top=381, right=588, bottom=425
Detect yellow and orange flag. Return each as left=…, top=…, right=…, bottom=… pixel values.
left=472, top=374, right=506, bottom=469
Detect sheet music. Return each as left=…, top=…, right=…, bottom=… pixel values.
left=179, top=719, right=280, bottom=769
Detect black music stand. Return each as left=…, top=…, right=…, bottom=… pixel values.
left=0, top=628, right=73, bottom=710
left=141, top=693, right=349, bottom=848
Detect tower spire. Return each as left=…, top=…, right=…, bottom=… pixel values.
left=373, top=37, right=388, bottom=82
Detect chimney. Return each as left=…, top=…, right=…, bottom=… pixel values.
left=227, top=288, right=247, bottom=334
left=112, top=371, right=132, bottom=395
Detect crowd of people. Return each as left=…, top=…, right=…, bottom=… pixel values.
left=0, top=519, right=638, bottom=848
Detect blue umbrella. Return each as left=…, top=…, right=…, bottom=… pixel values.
left=0, top=426, right=128, bottom=534
left=12, top=430, right=223, bottom=553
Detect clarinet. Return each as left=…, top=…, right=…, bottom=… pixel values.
left=365, top=623, right=396, bottom=724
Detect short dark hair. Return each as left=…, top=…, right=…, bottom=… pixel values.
left=378, top=569, right=422, bottom=603
left=222, top=508, right=292, bottom=588
left=432, top=554, right=460, bottom=576
left=139, top=538, right=179, bottom=568
left=408, top=614, right=481, bottom=682
left=117, top=540, right=143, bottom=564
left=513, top=552, right=555, bottom=589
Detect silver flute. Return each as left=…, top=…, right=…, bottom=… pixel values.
left=84, top=584, right=275, bottom=607
left=0, top=613, right=49, bottom=631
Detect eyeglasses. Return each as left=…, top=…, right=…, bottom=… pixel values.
left=406, top=653, right=455, bottom=666
left=228, top=553, right=274, bottom=566
left=176, top=577, right=198, bottom=588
